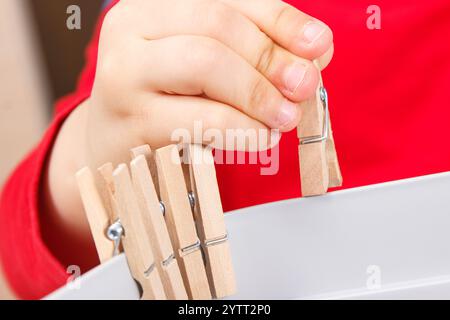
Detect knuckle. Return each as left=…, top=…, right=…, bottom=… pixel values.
left=247, top=76, right=270, bottom=114
left=255, top=36, right=276, bottom=74
left=272, top=3, right=296, bottom=31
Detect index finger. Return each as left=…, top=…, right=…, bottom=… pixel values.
left=221, top=0, right=333, bottom=60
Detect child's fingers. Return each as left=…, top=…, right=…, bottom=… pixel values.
left=140, top=35, right=305, bottom=132
left=258, top=45, right=321, bottom=100
left=317, top=44, right=334, bottom=71
left=221, top=0, right=333, bottom=60
left=139, top=94, right=276, bottom=152
left=136, top=0, right=320, bottom=102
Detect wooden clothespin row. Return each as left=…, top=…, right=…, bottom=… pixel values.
left=297, top=66, right=342, bottom=196
left=153, top=145, right=212, bottom=300
left=76, top=165, right=166, bottom=299
left=109, top=155, right=186, bottom=299
left=77, top=143, right=236, bottom=299
left=185, top=144, right=237, bottom=298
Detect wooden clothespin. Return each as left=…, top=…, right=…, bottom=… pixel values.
left=151, top=145, right=211, bottom=300
left=297, top=67, right=342, bottom=196
left=97, top=163, right=124, bottom=258
left=77, top=165, right=166, bottom=299
left=130, top=154, right=187, bottom=300
left=99, top=156, right=186, bottom=299
left=130, top=145, right=160, bottom=196
left=97, top=163, right=120, bottom=222
left=185, top=144, right=236, bottom=298
left=113, top=164, right=166, bottom=300
left=76, top=167, right=116, bottom=263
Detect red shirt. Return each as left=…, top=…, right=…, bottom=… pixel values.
left=1, top=0, right=449, bottom=299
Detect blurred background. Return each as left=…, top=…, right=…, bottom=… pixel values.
left=0, top=0, right=103, bottom=300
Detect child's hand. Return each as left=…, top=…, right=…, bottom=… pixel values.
left=45, top=0, right=333, bottom=238
left=86, top=0, right=333, bottom=165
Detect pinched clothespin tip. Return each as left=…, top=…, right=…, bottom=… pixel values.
left=297, top=72, right=342, bottom=196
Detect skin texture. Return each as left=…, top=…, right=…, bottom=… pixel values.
left=43, top=0, right=334, bottom=257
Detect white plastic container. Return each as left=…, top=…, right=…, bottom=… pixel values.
left=47, top=172, right=450, bottom=300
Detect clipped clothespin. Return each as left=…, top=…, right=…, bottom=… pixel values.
left=113, top=164, right=166, bottom=300
left=130, top=153, right=187, bottom=300
left=152, top=145, right=211, bottom=300
left=185, top=144, right=236, bottom=298
left=297, top=66, right=342, bottom=196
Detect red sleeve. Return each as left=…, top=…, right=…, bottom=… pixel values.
left=0, top=0, right=119, bottom=300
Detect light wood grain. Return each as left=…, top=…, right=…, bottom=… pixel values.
left=187, top=144, right=236, bottom=298
left=297, top=66, right=343, bottom=196
left=130, top=145, right=160, bottom=196
left=297, top=76, right=329, bottom=197
left=113, top=164, right=166, bottom=300
left=131, top=155, right=187, bottom=300
left=155, top=145, right=211, bottom=300
left=297, top=61, right=342, bottom=197
left=326, top=124, right=343, bottom=188
left=76, top=167, right=115, bottom=263
left=298, top=142, right=329, bottom=196
left=97, top=163, right=121, bottom=222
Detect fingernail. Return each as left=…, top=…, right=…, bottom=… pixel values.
left=302, top=21, right=327, bottom=44
left=277, top=100, right=298, bottom=127
left=283, top=63, right=307, bottom=95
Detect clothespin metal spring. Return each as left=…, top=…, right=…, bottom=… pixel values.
left=186, top=190, right=229, bottom=249
left=106, top=219, right=124, bottom=257
left=107, top=219, right=177, bottom=270
left=180, top=239, right=201, bottom=255
left=162, top=254, right=176, bottom=267
left=188, top=191, right=196, bottom=211
left=143, top=263, right=156, bottom=278
left=299, top=87, right=330, bottom=145
left=204, top=234, right=229, bottom=247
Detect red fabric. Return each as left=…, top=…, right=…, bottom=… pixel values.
left=1, top=0, right=450, bottom=299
